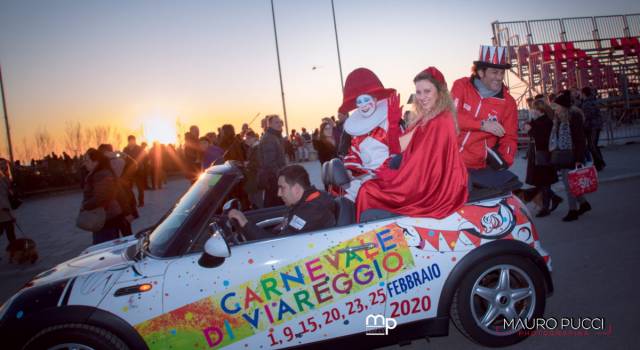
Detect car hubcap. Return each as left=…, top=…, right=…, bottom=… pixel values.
left=48, top=344, right=96, bottom=350
left=470, top=264, right=536, bottom=336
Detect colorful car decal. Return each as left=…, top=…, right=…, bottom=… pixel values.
left=135, top=224, right=414, bottom=349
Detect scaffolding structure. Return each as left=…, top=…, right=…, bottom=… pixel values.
left=492, top=14, right=640, bottom=143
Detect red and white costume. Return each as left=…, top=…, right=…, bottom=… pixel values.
left=338, top=68, right=400, bottom=201
left=343, top=105, right=390, bottom=177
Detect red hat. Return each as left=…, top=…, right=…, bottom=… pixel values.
left=473, top=45, right=511, bottom=69
left=415, top=66, right=447, bottom=87
left=339, top=68, right=396, bottom=114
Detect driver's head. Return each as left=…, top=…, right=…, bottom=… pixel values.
left=277, top=165, right=311, bottom=206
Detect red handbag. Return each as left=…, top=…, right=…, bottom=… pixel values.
left=567, top=165, right=598, bottom=197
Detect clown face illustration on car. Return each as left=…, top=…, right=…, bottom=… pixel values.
left=0, top=162, right=552, bottom=349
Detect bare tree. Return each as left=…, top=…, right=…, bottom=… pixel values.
left=34, top=128, right=56, bottom=159
left=20, top=137, right=33, bottom=163
left=84, top=127, right=95, bottom=150
left=63, top=121, right=85, bottom=156
left=112, top=128, right=123, bottom=151
left=175, top=117, right=186, bottom=146
left=93, top=125, right=111, bottom=147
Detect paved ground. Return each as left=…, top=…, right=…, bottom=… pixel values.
left=1, top=143, right=639, bottom=349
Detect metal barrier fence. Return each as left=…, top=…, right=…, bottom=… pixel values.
left=492, top=14, right=640, bottom=48
left=601, top=104, right=640, bottom=144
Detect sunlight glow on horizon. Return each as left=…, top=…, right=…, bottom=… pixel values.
left=143, top=117, right=178, bottom=145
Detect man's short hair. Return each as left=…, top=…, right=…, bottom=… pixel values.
left=471, top=64, right=488, bottom=78
left=98, top=144, right=114, bottom=153
left=266, top=114, right=280, bottom=126
left=534, top=94, right=545, bottom=100
left=278, top=165, right=311, bottom=190
left=582, top=86, right=593, bottom=97
left=128, top=135, right=136, bottom=141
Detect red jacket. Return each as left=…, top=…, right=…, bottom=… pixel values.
left=451, top=77, right=518, bottom=169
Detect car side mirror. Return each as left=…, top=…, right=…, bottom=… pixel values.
left=198, top=224, right=230, bottom=268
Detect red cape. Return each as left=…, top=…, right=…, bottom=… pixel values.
left=356, top=111, right=468, bottom=220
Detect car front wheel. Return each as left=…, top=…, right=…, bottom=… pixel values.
left=450, top=255, right=546, bottom=347
left=24, top=323, right=129, bottom=350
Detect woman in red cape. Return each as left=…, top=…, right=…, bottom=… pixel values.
left=356, top=67, right=468, bottom=220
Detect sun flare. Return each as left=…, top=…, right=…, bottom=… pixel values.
left=143, top=118, right=177, bottom=145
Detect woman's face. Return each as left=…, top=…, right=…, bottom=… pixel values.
left=415, top=79, right=438, bottom=114
left=322, top=124, right=333, bottom=137
left=84, top=156, right=97, bottom=172
left=551, top=103, right=564, bottom=115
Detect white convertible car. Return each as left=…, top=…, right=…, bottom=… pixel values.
left=0, top=161, right=553, bottom=349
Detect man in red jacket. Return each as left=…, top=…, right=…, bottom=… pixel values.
left=451, top=45, right=519, bottom=189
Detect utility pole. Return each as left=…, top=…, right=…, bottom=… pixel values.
left=0, top=63, right=14, bottom=165
left=270, top=0, right=289, bottom=136
left=330, top=0, right=344, bottom=92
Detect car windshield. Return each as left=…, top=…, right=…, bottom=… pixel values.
left=147, top=173, right=222, bottom=256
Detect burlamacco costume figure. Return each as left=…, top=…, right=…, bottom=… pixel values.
left=338, top=68, right=402, bottom=201
left=356, top=67, right=468, bottom=220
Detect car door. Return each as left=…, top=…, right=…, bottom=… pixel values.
left=385, top=215, right=477, bottom=328
left=140, top=218, right=414, bottom=349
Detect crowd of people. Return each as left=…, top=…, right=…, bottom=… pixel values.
left=0, top=44, right=612, bottom=249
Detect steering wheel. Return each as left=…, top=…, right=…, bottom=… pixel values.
left=221, top=199, right=247, bottom=244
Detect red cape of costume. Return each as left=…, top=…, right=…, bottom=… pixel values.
left=356, top=111, right=468, bottom=220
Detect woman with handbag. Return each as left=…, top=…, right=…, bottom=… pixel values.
left=80, top=149, right=122, bottom=244
left=524, top=99, right=562, bottom=217
left=550, top=91, right=591, bottom=222
left=0, top=158, right=17, bottom=247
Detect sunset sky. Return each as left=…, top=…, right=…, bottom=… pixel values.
left=1, top=0, right=639, bottom=160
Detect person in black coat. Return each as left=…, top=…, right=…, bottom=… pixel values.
left=551, top=91, right=591, bottom=222
left=220, top=124, right=246, bottom=162
left=316, top=121, right=338, bottom=164
left=228, top=165, right=335, bottom=240
left=524, top=100, right=562, bottom=217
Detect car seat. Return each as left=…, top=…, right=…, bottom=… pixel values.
left=321, top=158, right=355, bottom=226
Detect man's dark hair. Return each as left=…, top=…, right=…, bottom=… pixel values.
left=278, top=165, right=311, bottom=190
left=86, top=148, right=113, bottom=173
left=471, top=64, right=488, bottom=78
left=128, top=135, right=136, bottom=141
left=98, top=144, right=114, bottom=153
left=534, top=94, right=544, bottom=100
left=582, top=86, right=593, bottom=97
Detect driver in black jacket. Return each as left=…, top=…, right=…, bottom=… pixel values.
left=228, top=165, right=336, bottom=240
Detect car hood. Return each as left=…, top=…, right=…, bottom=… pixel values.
left=29, top=238, right=138, bottom=288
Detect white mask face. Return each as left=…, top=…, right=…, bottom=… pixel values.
left=356, top=94, right=376, bottom=117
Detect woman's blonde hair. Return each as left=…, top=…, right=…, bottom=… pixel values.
left=411, top=72, right=458, bottom=132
